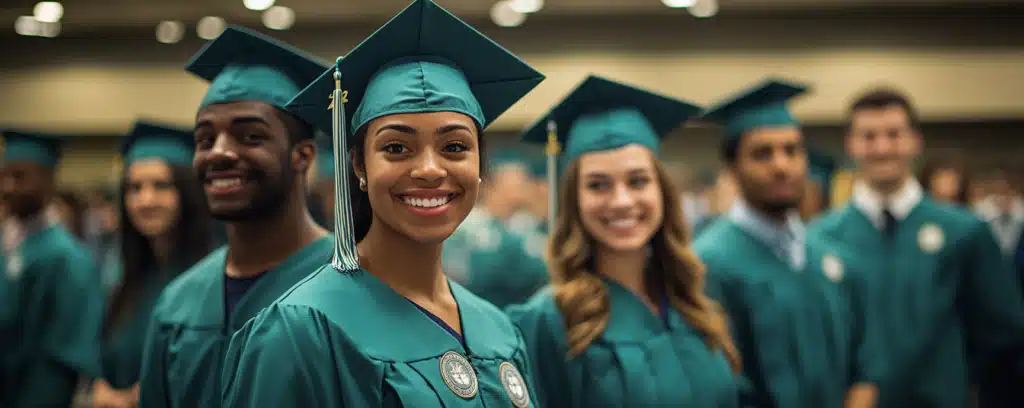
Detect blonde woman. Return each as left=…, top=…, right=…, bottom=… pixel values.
left=507, top=75, right=741, bottom=408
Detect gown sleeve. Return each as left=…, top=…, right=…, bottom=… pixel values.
left=959, top=221, right=1024, bottom=376
left=12, top=251, right=103, bottom=408
left=703, top=267, right=761, bottom=408
left=221, top=304, right=346, bottom=408
left=138, top=306, right=170, bottom=408
left=505, top=297, right=573, bottom=408
left=841, top=263, right=885, bottom=386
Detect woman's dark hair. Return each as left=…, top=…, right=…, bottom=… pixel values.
left=918, top=156, right=971, bottom=205
left=347, top=124, right=488, bottom=243
left=56, top=190, right=87, bottom=239
left=104, top=163, right=214, bottom=334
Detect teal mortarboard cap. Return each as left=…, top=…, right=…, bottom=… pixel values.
left=121, top=121, right=194, bottom=166
left=521, top=75, right=702, bottom=166
left=286, top=0, right=545, bottom=135
left=487, top=149, right=528, bottom=175
left=286, top=0, right=544, bottom=272
left=1, top=130, right=63, bottom=168
left=519, top=75, right=702, bottom=233
left=699, top=78, right=809, bottom=140
left=186, top=25, right=330, bottom=110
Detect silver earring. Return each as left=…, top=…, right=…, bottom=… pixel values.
left=359, top=178, right=367, bottom=190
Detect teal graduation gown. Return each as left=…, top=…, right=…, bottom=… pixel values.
left=100, top=265, right=185, bottom=389
left=810, top=198, right=1024, bottom=408
left=506, top=280, right=739, bottom=408
left=221, top=266, right=540, bottom=408
left=694, top=219, right=871, bottom=408
left=1, top=225, right=104, bottom=408
left=445, top=212, right=548, bottom=308
left=138, top=236, right=334, bottom=408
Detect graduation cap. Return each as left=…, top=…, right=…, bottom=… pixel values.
left=121, top=121, right=194, bottom=167
left=807, top=149, right=838, bottom=199
left=185, top=25, right=330, bottom=111
left=1, top=130, right=63, bottom=168
left=519, top=75, right=702, bottom=233
left=699, top=78, right=809, bottom=140
left=487, top=148, right=528, bottom=175
left=285, top=0, right=545, bottom=271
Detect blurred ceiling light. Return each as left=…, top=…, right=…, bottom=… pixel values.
left=662, top=0, right=696, bottom=8
left=491, top=1, right=526, bottom=28
left=197, top=16, right=227, bottom=40
left=14, top=16, right=39, bottom=36
left=689, top=0, right=718, bottom=18
left=33, top=2, right=63, bottom=23
left=15, top=15, right=59, bottom=37
left=508, top=0, right=543, bottom=14
left=156, top=21, right=185, bottom=44
left=38, top=20, right=60, bottom=37
left=243, top=0, right=275, bottom=12
left=262, top=6, right=295, bottom=31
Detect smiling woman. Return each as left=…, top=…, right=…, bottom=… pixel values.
left=506, top=75, right=741, bottom=408
left=219, top=1, right=545, bottom=407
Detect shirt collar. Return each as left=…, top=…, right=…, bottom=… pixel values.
left=852, top=177, right=923, bottom=228
left=728, top=198, right=805, bottom=248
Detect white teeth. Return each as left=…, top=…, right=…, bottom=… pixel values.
left=403, top=196, right=452, bottom=208
left=608, top=218, right=638, bottom=229
left=211, top=178, right=242, bottom=188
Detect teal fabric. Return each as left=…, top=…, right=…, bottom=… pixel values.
left=185, top=25, right=330, bottom=110
left=221, top=267, right=539, bottom=407
left=0, top=225, right=104, bottom=408
left=1, top=130, right=62, bottom=168
left=807, top=150, right=837, bottom=198
left=698, top=78, right=808, bottom=140
left=443, top=210, right=548, bottom=308
left=507, top=279, right=740, bottom=407
left=137, top=236, right=334, bottom=408
left=122, top=121, right=194, bottom=166
left=285, top=0, right=545, bottom=136
left=100, top=265, right=187, bottom=389
left=694, top=219, right=869, bottom=408
left=520, top=75, right=701, bottom=166
left=809, top=198, right=1024, bottom=408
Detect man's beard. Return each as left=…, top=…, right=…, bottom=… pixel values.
left=212, top=165, right=296, bottom=222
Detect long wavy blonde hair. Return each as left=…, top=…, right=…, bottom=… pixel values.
left=548, top=157, right=741, bottom=372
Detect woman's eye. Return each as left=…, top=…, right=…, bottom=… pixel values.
left=443, top=142, right=468, bottom=153
left=382, top=143, right=407, bottom=154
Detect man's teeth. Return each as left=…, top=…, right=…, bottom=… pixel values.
left=608, top=218, right=638, bottom=229
left=211, top=178, right=242, bottom=188
left=403, top=196, right=452, bottom=208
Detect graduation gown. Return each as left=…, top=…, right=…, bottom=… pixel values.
left=445, top=211, right=548, bottom=308
left=506, top=279, right=739, bottom=408
left=221, top=266, right=539, bottom=408
left=694, top=219, right=870, bottom=408
left=100, top=265, right=185, bottom=389
left=811, top=198, right=1024, bottom=408
left=1, top=225, right=104, bottom=408
left=138, top=236, right=334, bottom=408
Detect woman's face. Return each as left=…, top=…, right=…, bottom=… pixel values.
left=575, top=145, right=664, bottom=252
left=124, top=160, right=181, bottom=238
left=929, top=168, right=962, bottom=204
left=356, top=111, right=480, bottom=244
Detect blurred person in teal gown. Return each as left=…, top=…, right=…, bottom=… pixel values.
left=136, top=26, right=334, bottom=408
left=220, top=1, right=545, bottom=406
left=507, top=75, right=742, bottom=408
left=90, top=121, right=215, bottom=408
left=694, top=78, right=879, bottom=408
left=0, top=130, right=104, bottom=408
left=811, top=88, right=1024, bottom=408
